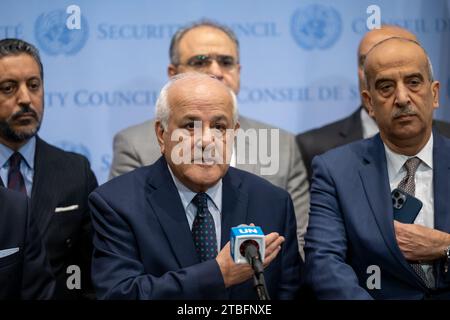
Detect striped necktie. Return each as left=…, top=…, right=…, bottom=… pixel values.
left=7, top=152, right=26, bottom=194
left=397, top=157, right=434, bottom=288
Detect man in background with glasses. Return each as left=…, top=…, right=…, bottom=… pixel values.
left=109, top=20, right=310, bottom=260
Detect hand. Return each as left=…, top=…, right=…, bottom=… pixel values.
left=240, top=223, right=285, bottom=267
left=216, top=241, right=253, bottom=288
left=262, top=232, right=285, bottom=268
left=215, top=229, right=285, bottom=288
left=394, top=221, right=450, bottom=261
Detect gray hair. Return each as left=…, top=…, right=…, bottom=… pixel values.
left=155, top=72, right=238, bottom=130
left=169, top=19, right=240, bottom=66
left=364, top=37, right=434, bottom=88
left=0, top=38, right=44, bottom=80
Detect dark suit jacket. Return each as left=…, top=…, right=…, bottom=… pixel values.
left=0, top=187, right=55, bottom=299
left=304, top=132, right=450, bottom=299
left=1, top=137, right=98, bottom=299
left=296, top=106, right=450, bottom=182
left=89, top=157, right=301, bottom=299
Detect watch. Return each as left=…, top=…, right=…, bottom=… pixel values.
left=445, top=245, right=450, bottom=259
left=444, top=245, right=450, bottom=273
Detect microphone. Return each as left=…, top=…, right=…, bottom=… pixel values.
left=230, top=226, right=270, bottom=300
left=230, top=226, right=265, bottom=265
left=240, top=240, right=264, bottom=275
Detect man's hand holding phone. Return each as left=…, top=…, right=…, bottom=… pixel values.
left=392, top=188, right=450, bottom=261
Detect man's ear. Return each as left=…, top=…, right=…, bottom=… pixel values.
left=155, top=120, right=165, bottom=154
left=361, top=90, right=375, bottom=118
left=234, top=121, right=240, bottom=131
left=431, top=80, right=440, bottom=109
left=168, top=64, right=177, bottom=77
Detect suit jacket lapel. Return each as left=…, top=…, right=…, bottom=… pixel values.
left=432, top=132, right=450, bottom=232
left=220, top=169, right=249, bottom=248
left=31, top=137, right=60, bottom=234
left=431, top=132, right=450, bottom=286
left=146, top=157, right=199, bottom=268
left=359, top=135, right=421, bottom=282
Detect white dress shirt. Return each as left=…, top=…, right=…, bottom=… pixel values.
left=384, top=133, right=435, bottom=285
left=0, top=136, right=36, bottom=197
left=168, top=166, right=222, bottom=253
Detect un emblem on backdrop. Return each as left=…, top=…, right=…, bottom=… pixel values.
left=55, top=141, right=92, bottom=163
left=290, top=4, right=342, bottom=50
left=34, top=9, right=89, bottom=56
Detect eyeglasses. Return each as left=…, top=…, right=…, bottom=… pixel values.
left=181, top=54, right=238, bottom=71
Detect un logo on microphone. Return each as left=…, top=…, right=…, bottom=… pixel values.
left=290, top=4, right=342, bottom=50
left=55, top=141, right=92, bottom=163
left=34, top=9, right=89, bottom=56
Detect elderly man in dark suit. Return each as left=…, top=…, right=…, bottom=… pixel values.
left=109, top=20, right=310, bottom=260
left=90, top=73, right=301, bottom=299
left=0, top=39, right=98, bottom=299
left=305, top=37, right=450, bottom=299
left=0, top=187, right=54, bottom=299
left=296, top=25, right=450, bottom=182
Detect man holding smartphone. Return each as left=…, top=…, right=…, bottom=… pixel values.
left=304, top=36, right=450, bottom=299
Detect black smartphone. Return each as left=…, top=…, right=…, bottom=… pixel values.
left=391, top=188, right=423, bottom=224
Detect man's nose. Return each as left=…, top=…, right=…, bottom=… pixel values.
left=201, top=126, right=214, bottom=148
left=394, top=83, right=411, bottom=108
left=206, top=60, right=224, bottom=80
left=17, top=84, right=32, bottom=106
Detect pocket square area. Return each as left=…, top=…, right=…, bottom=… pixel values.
left=0, top=247, right=19, bottom=258
left=55, top=205, right=79, bottom=213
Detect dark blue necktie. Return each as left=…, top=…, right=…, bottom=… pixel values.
left=7, top=152, right=26, bottom=194
left=191, top=192, right=218, bottom=261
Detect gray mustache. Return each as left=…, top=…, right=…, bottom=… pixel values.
left=393, top=105, right=417, bottom=119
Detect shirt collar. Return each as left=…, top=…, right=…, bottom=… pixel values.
left=0, top=136, right=36, bottom=169
left=167, top=165, right=222, bottom=212
left=384, top=133, right=433, bottom=178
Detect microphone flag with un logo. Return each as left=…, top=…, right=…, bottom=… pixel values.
left=230, top=226, right=265, bottom=264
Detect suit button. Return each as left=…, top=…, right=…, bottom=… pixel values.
left=66, top=238, right=72, bottom=248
